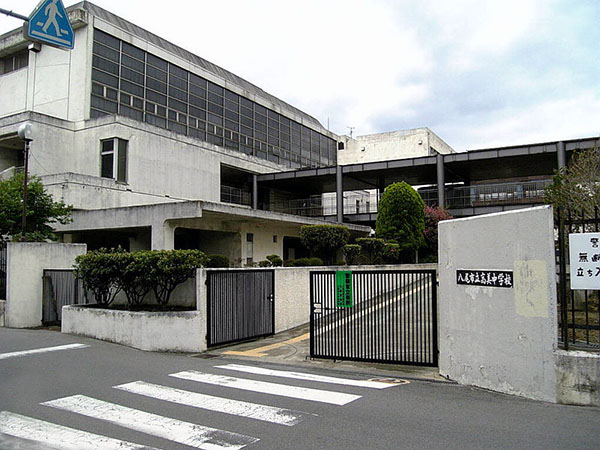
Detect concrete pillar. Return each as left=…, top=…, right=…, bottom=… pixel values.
left=151, top=221, right=175, bottom=250
left=436, top=153, right=445, bottom=208
left=252, top=174, right=258, bottom=210
left=336, top=165, right=343, bottom=223
left=557, top=141, right=566, bottom=169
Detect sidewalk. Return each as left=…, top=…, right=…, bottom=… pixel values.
left=203, top=323, right=450, bottom=383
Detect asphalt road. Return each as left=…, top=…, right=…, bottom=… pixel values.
left=1, top=327, right=599, bottom=450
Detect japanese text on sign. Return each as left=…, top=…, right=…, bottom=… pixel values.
left=456, top=270, right=513, bottom=288
left=335, top=271, right=353, bottom=308
left=569, top=233, right=600, bottom=290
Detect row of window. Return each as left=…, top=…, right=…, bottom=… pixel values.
left=90, top=29, right=336, bottom=168
left=0, top=50, right=28, bottom=75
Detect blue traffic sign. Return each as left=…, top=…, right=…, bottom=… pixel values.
left=27, top=0, right=74, bottom=50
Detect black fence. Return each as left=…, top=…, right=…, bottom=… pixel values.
left=0, top=241, right=6, bottom=300
left=310, top=270, right=438, bottom=366
left=206, top=270, right=275, bottom=347
left=557, top=208, right=600, bottom=350
left=42, top=270, right=86, bottom=325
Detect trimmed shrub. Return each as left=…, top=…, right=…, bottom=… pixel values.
left=287, top=257, right=323, bottom=267
left=382, top=242, right=401, bottom=264
left=266, top=254, right=283, bottom=267
left=422, top=206, right=453, bottom=262
left=376, top=182, right=425, bottom=252
left=115, top=251, right=154, bottom=306
left=258, top=260, right=270, bottom=267
left=342, top=244, right=361, bottom=265
left=74, top=247, right=125, bottom=305
left=206, top=254, right=230, bottom=268
left=299, top=224, right=350, bottom=264
left=356, top=238, right=386, bottom=264
left=148, top=250, right=207, bottom=305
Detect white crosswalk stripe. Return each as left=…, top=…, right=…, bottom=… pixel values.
left=170, top=370, right=362, bottom=405
left=115, top=380, right=312, bottom=426
left=42, top=395, right=259, bottom=450
left=0, top=344, right=88, bottom=361
left=216, top=364, right=399, bottom=389
left=0, top=411, right=156, bottom=450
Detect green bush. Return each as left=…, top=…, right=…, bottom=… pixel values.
left=206, top=254, right=230, bottom=268
left=258, top=260, right=271, bottom=267
left=115, top=251, right=154, bottom=306
left=356, top=238, right=386, bottom=264
left=376, top=182, right=425, bottom=252
left=148, top=250, right=207, bottom=305
left=74, top=248, right=125, bottom=305
left=299, top=224, right=350, bottom=264
left=266, top=254, right=283, bottom=267
left=382, top=242, right=401, bottom=264
left=286, top=257, right=323, bottom=267
left=342, top=244, right=361, bottom=265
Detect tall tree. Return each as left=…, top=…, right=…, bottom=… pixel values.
left=0, top=172, right=72, bottom=241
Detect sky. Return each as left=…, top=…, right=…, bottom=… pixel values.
left=1, top=0, right=599, bottom=152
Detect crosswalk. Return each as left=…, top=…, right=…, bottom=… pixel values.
left=0, top=363, right=405, bottom=450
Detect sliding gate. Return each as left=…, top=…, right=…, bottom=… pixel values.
left=310, top=270, right=437, bottom=366
left=207, top=270, right=274, bottom=347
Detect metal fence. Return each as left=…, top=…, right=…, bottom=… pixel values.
left=0, top=241, right=6, bottom=300
left=42, top=269, right=86, bottom=325
left=310, top=270, right=438, bottom=366
left=557, top=208, right=600, bottom=350
left=206, top=270, right=275, bottom=347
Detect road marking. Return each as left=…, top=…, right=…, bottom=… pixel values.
left=223, top=333, right=309, bottom=357
left=170, top=371, right=361, bottom=405
left=0, top=411, right=154, bottom=450
left=43, top=395, right=258, bottom=450
left=115, top=380, right=312, bottom=426
left=216, top=364, right=402, bottom=389
left=0, top=344, right=88, bottom=361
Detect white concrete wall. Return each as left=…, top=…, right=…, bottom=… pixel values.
left=5, top=243, right=87, bottom=328
left=0, top=300, right=5, bottom=327
left=338, top=128, right=454, bottom=165
left=438, top=206, right=558, bottom=402
left=0, top=68, right=28, bottom=116
left=62, top=307, right=206, bottom=352
left=555, top=350, right=600, bottom=406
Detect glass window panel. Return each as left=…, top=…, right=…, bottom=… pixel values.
left=146, top=77, right=167, bottom=94
left=280, top=116, right=290, bottom=126
left=208, top=91, right=223, bottom=105
left=224, top=90, right=239, bottom=102
left=168, top=98, right=187, bottom=112
left=168, top=121, right=187, bottom=135
left=120, top=80, right=144, bottom=97
left=92, top=83, right=104, bottom=95
left=102, top=139, right=114, bottom=153
left=92, top=55, right=119, bottom=74
left=215, top=126, right=223, bottom=136
left=169, top=74, right=187, bottom=90
left=280, top=124, right=290, bottom=135
left=147, top=53, right=168, bottom=70
left=189, top=84, right=206, bottom=98
left=255, top=122, right=266, bottom=133
left=156, top=105, right=166, bottom=117
left=178, top=113, right=187, bottom=124
left=241, top=115, right=253, bottom=127
left=91, top=95, right=117, bottom=113
left=254, top=130, right=267, bottom=142
left=168, top=110, right=177, bottom=120
left=224, top=109, right=239, bottom=121
left=208, top=102, right=223, bottom=116
left=267, top=136, right=279, bottom=146
left=207, top=81, right=224, bottom=95
left=117, top=139, right=127, bottom=182
left=189, top=128, right=206, bottom=140
left=91, top=109, right=108, bottom=118
left=224, top=119, right=239, bottom=131
left=133, top=97, right=143, bottom=109
left=196, top=120, right=206, bottom=130
left=256, top=150, right=267, bottom=159
left=121, top=54, right=144, bottom=72
left=254, top=103, right=267, bottom=115
left=255, top=112, right=267, bottom=124
left=225, top=139, right=239, bottom=150
left=189, top=95, right=207, bottom=109
left=168, top=86, right=187, bottom=101
left=281, top=139, right=291, bottom=150
left=240, top=97, right=253, bottom=109
left=92, top=68, right=118, bottom=88
left=189, top=106, right=206, bottom=120
left=94, top=29, right=120, bottom=49
left=146, top=113, right=166, bottom=128
left=147, top=65, right=167, bottom=82
left=207, top=134, right=223, bottom=146
left=207, top=113, right=223, bottom=126
left=268, top=127, right=279, bottom=137
left=190, top=73, right=206, bottom=88
left=146, top=89, right=167, bottom=105
left=122, top=42, right=145, bottom=61
left=169, top=63, right=187, bottom=79
left=106, top=88, right=118, bottom=100
left=121, top=66, right=144, bottom=85
left=268, top=118, right=279, bottom=129
left=268, top=110, right=279, bottom=120
left=240, top=106, right=253, bottom=118
left=240, top=144, right=253, bottom=155
left=121, top=105, right=143, bottom=121
left=101, top=152, right=113, bottom=178
left=240, top=125, right=253, bottom=137
left=145, top=101, right=155, bottom=112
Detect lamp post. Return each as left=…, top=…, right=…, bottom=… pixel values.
left=17, top=123, right=34, bottom=239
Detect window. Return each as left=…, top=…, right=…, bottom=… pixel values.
left=101, top=138, right=128, bottom=182
left=246, top=233, right=254, bottom=265
left=0, top=50, right=28, bottom=75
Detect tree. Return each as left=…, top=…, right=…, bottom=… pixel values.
left=375, top=182, right=425, bottom=252
left=299, top=224, right=350, bottom=264
left=422, top=206, right=453, bottom=262
left=545, top=145, right=600, bottom=217
left=0, top=172, right=72, bottom=241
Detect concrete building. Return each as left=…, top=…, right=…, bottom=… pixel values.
left=0, top=2, right=597, bottom=261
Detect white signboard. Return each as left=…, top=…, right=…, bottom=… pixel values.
left=569, top=233, right=600, bottom=290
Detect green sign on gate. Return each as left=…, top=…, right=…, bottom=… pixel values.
left=335, top=271, right=353, bottom=308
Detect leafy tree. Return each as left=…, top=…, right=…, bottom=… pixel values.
left=0, top=172, right=72, bottom=241
left=115, top=251, right=154, bottom=306
left=299, top=224, right=350, bottom=264
left=545, top=145, right=600, bottom=217
left=423, top=206, right=453, bottom=259
left=375, top=182, right=425, bottom=252
left=148, top=250, right=207, bottom=305
left=74, top=248, right=124, bottom=305
left=342, top=244, right=361, bottom=265
left=356, top=237, right=386, bottom=264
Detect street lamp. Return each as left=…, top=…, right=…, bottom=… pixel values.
left=17, top=123, right=34, bottom=239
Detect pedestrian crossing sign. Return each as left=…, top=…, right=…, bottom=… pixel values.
left=26, top=0, right=74, bottom=50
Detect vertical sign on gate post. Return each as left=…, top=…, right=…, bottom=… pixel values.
left=335, top=271, right=353, bottom=308
left=569, top=232, right=600, bottom=290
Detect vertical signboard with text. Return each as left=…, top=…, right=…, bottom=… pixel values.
left=335, top=271, right=353, bottom=308
left=569, top=233, right=600, bottom=290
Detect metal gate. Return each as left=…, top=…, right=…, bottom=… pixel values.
left=42, top=269, right=85, bottom=325
left=310, top=270, right=438, bottom=366
left=206, top=270, right=275, bottom=347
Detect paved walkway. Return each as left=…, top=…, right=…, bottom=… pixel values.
left=206, top=323, right=448, bottom=383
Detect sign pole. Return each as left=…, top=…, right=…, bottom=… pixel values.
left=21, top=140, right=30, bottom=239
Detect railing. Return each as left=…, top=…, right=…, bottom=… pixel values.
left=268, top=193, right=376, bottom=217
left=220, top=185, right=251, bottom=206
left=420, top=179, right=552, bottom=209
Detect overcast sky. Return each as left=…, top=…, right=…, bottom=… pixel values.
left=1, top=0, right=598, bottom=151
